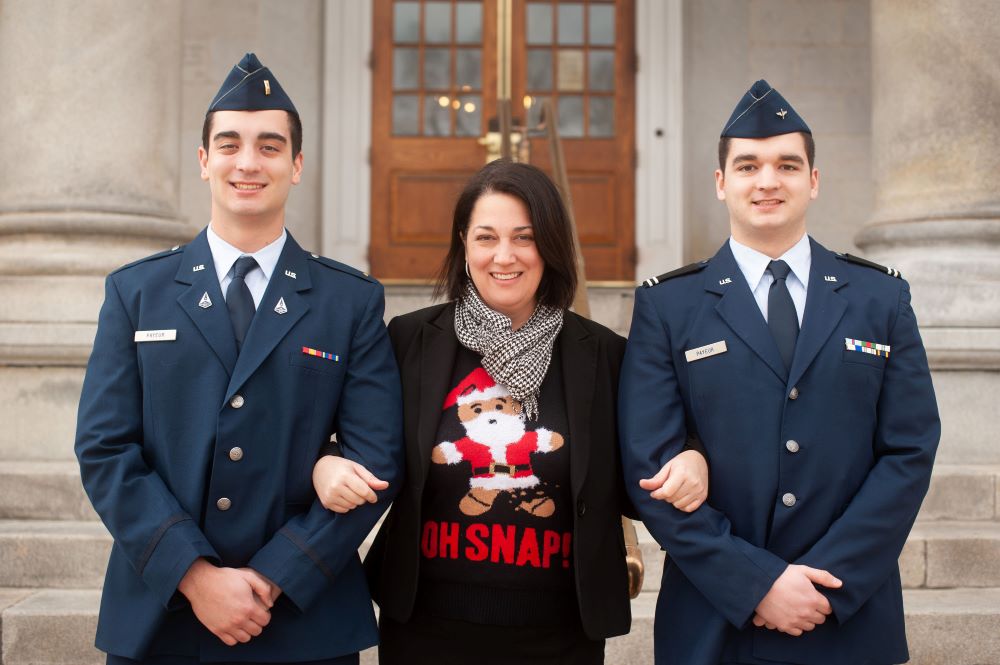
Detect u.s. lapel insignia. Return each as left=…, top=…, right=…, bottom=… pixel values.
left=198, top=292, right=212, bottom=309
left=274, top=297, right=288, bottom=315
left=719, top=277, right=733, bottom=285
left=284, top=269, right=297, bottom=279
left=824, top=275, right=838, bottom=282
left=192, top=264, right=205, bottom=272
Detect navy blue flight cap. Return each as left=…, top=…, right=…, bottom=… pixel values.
left=207, top=53, right=298, bottom=115
left=721, top=79, right=810, bottom=138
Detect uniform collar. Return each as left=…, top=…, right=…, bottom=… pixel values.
left=206, top=223, right=287, bottom=283
left=728, top=232, right=811, bottom=291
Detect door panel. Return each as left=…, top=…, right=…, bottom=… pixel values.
left=371, top=0, right=635, bottom=281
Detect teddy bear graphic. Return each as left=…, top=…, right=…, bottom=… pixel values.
left=431, top=367, right=564, bottom=517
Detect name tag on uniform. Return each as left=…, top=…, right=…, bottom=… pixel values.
left=134, top=330, right=177, bottom=343
left=685, top=340, right=727, bottom=363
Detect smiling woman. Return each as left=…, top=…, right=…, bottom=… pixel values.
left=310, top=160, right=711, bottom=664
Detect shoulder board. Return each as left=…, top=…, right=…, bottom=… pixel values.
left=110, top=244, right=185, bottom=275
left=641, top=260, right=709, bottom=288
left=836, top=253, right=902, bottom=279
left=307, top=252, right=378, bottom=283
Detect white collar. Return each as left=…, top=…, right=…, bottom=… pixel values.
left=206, top=224, right=287, bottom=282
left=729, top=233, right=811, bottom=291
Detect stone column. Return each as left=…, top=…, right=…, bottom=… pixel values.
left=858, top=0, right=1000, bottom=461
left=0, top=0, right=191, bottom=458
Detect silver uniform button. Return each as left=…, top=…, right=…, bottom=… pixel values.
left=229, top=447, right=244, bottom=462
left=782, top=493, right=797, bottom=507
left=789, top=387, right=800, bottom=400
left=216, top=497, right=232, bottom=511
left=230, top=394, right=245, bottom=409
left=785, top=440, right=800, bottom=453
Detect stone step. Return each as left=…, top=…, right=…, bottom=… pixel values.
left=0, top=462, right=97, bottom=521
left=638, top=519, right=1000, bottom=593
left=0, top=521, right=110, bottom=589
left=3, top=458, right=994, bottom=525
left=5, top=587, right=999, bottom=665
left=903, top=520, right=1000, bottom=588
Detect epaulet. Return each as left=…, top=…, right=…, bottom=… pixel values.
left=835, top=253, right=902, bottom=279
left=640, top=260, right=709, bottom=288
left=307, top=252, right=378, bottom=283
left=110, top=244, right=185, bottom=275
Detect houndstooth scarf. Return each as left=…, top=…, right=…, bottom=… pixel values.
left=454, top=281, right=564, bottom=421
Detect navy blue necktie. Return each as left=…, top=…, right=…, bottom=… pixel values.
left=227, top=256, right=258, bottom=351
left=767, top=260, right=799, bottom=371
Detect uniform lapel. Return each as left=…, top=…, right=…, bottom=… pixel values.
left=786, top=239, right=848, bottom=389
left=416, top=304, right=459, bottom=484
left=706, top=242, right=788, bottom=383
left=225, top=233, right=311, bottom=402
left=559, top=314, right=597, bottom=499
left=175, top=229, right=237, bottom=377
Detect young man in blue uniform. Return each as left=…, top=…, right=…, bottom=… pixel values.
left=75, top=53, right=403, bottom=664
left=619, top=80, right=940, bottom=665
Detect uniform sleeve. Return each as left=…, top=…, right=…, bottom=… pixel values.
left=75, top=275, right=219, bottom=608
left=795, top=281, right=939, bottom=623
left=248, top=282, right=404, bottom=611
left=619, top=286, right=788, bottom=628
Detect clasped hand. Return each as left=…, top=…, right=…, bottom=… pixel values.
left=638, top=449, right=709, bottom=512
left=753, top=564, right=843, bottom=636
left=178, top=558, right=283, bottom=646
left=313, top=455, right=388, bottom=513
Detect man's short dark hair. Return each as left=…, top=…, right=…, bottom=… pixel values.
left=436, top=159, right=578, bottom=311
left=718, top=132, right=815, bottom=171
left=201, top=110, right=303, bottom=158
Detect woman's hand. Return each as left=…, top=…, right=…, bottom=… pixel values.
left=638, top=449, right=709, bottom=512
left=312, top=455, right=388, bottom=513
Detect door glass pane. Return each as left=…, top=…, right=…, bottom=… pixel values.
left=456, top=48, right=482, bottom=90
left=394, top=1, right=420, bottom=42
left=424, top=1, right=451, bottom=43
left=558, top=95, right=584, bottom=137
left=424, top=95, right=451, bottom=136
left=393, top=95, right=420, bottom=135
left=393, top=48, right=419, bottom=89
left=589, top=97, right=614, bottom=137
left=588, top=51, right=614, bottom=91
left=456, top=94, right=481, bottom=136
left=589, top=4, right=615, bottom=46
left=557, top=4, right=584, bottom=45
left=424, top=48, right=451, bottom=89
left=525, top=95, right=548, bottom=128
left=526, top=3, right=553, bottom=45
left=527, top=50, right=553, bottom=91
left=456, top=2, right=482, bottom=43
left=557, top=50, right=584, bottom=92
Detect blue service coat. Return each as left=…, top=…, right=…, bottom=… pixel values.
left=619, top=238, right=940, bottom=665
left=75, top=228, right=403, bottom=662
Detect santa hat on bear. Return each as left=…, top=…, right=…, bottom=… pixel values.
left=442, top=367, right=509, bottom=410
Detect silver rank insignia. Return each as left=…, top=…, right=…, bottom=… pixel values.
left=284, top=269, right=296, bottom=279
left=274, top=297, right=288, bottom=315
left=198, top=292, right=212, bottom=309
left=776, top=108, right=788, bottom=119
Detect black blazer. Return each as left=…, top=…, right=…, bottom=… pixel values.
left=364, top=302, right=634, bottom=639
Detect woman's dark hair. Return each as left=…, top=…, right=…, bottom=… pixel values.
left=435, top=159, right=579, bottom=310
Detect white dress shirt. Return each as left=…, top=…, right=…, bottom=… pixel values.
left=206, top=224, right=287, bottom=308
left=729, top=233, right=811, bottom=326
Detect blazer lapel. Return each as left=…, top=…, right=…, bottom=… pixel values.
left=560, top=314, right=597, bottom=499
left=416, top=304, right=460, bottom=484
left=786, top=239, right=849, bottom=389
left=175, top=229, right=237, bottom=377
left=706, top=243, right=788, bottom=383
left=225, top=234, right=311, bottom=402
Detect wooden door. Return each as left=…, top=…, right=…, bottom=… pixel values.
left=371, top=0, right=635, bottom=281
